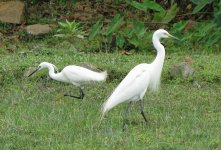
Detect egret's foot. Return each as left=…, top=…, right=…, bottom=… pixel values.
left=64, top=93, right=82, bottom=99
left=141, top=111, right=148, bottom=124
left=139, top=100, right=148, bottom=124
left=63, top=87, right=84, bottom=99
left=79, top=88, right=85, bottom=99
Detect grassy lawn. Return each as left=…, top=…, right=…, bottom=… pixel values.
left=0, top=41, right=221, bottom=149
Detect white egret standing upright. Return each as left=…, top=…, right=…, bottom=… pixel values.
left=28, top=62, right=107, bottom=99
left=101, top=29, right=179, bottom=130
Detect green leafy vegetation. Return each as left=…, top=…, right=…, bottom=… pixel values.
left=127, top=0, right=179, bottom=23
left=88, top=15, right=151, bottom=52
left=54, top=20, right=86, bottom=40
left=191, top=0, right=214, bottom=13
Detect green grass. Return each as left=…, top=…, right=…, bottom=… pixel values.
left=0, top=41, right=221, bottom=149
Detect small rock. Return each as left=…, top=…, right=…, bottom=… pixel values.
left=6, top=45, right=17, bottom=53
left=0, top=1, right=25, bottom=24
left=24, top=67, right=38, bottom=77
left=76, top=34, right=84, bottom=39
left=48, top=24, right=57, bottom=28
left=192, top=81, right=201, bottom=88
left=26, top=24, right=51, bottom=36
left=170, top=62, right=195, bottom=78
left=42, top=10, right=50, bottom=16
left=184, top=57, right=193, bottom=63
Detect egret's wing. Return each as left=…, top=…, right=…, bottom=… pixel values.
left=63, top=65, right=106, bottom=83
left=103, top=64, right=151, bottom=113
left=112, top=64, right=150, bottom=95
left=63, top=66, right=91, bottom=81
left=113, top=70, right=150, bottom=101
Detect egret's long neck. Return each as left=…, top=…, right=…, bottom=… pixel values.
left=152, top=36, right=165, bottom=67
left=46, top=64, right=61, bottom=81
left=149, top=35, right=166, bottom=91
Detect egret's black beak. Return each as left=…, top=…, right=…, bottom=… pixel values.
left=168, top=33, right=180, bottom=41
left=28, top=67, right=40, bottom=77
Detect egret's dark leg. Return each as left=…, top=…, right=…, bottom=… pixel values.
left=122, top=102, right=132, bottom=131
left=64, top=87, right=84, bottom=99
left=139, top=100, right=148, bottom=123
left=79, top=88, right=85, bottom=99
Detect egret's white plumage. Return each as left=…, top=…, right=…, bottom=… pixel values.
left=103, top=63, right=151, bottom=113
left=101, top=29, right=178, bottom=127
left=29, top=62, right=107, bottom=99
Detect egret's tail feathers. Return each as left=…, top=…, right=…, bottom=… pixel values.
left=102, top=101, right=108, bottom=116
left=100, top=96, right=120, bottom=127
left=94, top=71, right=107, bottom=82
left=99, top=110, right=106, bottom=127
left=102, top=71, right=108, bottom=81
left=101, top=96, right=118, bottom=116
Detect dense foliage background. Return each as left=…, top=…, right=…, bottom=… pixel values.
left=1, top=0, right=221, bottom=53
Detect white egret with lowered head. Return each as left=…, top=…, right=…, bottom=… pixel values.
left=101, top=29, right=179, bottom=130
left=28, top=62, right=107, bottom=99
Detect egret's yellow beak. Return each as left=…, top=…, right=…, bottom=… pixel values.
left=167, top=33, right=180, bottom=40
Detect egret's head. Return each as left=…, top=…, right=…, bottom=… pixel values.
left=38, top=62, right=51, bottom=70
left=28, top=62, right=58, bottom=77
left=154, top=29, right=179, bottom=40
